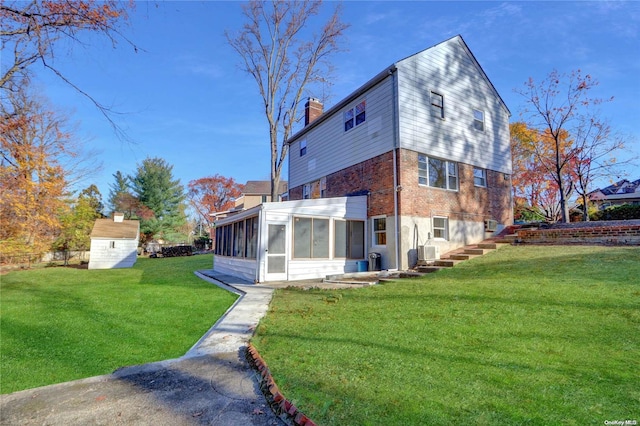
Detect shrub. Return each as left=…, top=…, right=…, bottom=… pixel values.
left=590, top=204, right=640, bottom=221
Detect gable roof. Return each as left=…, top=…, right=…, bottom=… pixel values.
left=287, top=34, right=509, bottom=145
left=396, top=35, right=510, bottom=117
left=243, top=180, right=288, bottom=195
left=590, top=178, right=640, bottom=198
left=91, top=219, right=140, bottom=239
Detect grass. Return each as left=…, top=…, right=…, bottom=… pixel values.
left=0, top=254, right=236, bottom=394
left=252, top=245, right=640, bottom=425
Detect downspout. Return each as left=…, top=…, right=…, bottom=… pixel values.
left=391, top=67, right=401, bottom=271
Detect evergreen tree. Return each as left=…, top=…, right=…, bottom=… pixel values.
left=107, top=171, right=130, bottom=214
left=129, top=157, right=187, bottom=242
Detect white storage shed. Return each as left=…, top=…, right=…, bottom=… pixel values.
left=88, top=213, right=140, bottom=270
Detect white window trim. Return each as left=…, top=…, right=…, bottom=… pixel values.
left=474, top=167, right=487, bottom=187
left=418, top=154, right=459, bottom=191
left=344, top=99, right=366, bottom=132
left=432, top=217, right=449, bottom=241
left=473, top=109, right=485, bottom=132
left=371, top=215, right=387, bottom=246
left=430, top=91, right=444, bottom=119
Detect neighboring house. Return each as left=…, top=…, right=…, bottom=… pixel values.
left=213, top=34, right=513, bottom=281
left=588, top=179, right=640, bottom=210
left=233, top=180, right=289, bottom=210
left=209, top=180, right=289, bottom=245
left=88, top=213, right=140, bottom=270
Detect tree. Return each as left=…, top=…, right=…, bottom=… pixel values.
left=1, top=1, right=135, bottom=133
left=0, top=83, right=72, bottom=256
left=187, top=175, right=244, bottom=223
left=516, top=70, right=614, bottom=223
left=79, top=184, right=104, bottom=217
left=226, top=0, right=349, bottom=200
left=129, top=157, right=186, bottom=242
left=516, top=70, right=634, bottom=222
left=52, top=188, right=103, bottom=264
left=570, top=117, right=633, bottom=221
left=510, top=122, right=574, bottom=222
left=108, top=170, right=130, bottom=213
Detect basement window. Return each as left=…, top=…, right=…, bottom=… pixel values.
left=433, top=217, right=449, bottom=240
left=372, top=216, right=387, bottom=246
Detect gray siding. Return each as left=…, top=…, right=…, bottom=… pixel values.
left=288, top=77, right=396, bottom=188
left=396, top=37, right=511, bottom=173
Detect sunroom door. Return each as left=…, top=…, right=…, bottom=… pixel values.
left=265, top=222, right=287, bottom=281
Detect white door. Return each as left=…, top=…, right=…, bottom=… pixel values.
left=265, top=222, right=287, bottom=281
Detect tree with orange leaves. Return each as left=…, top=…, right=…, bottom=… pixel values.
left=187, top=175, right=244, bottom=224
left=510, top=122, right=570, bottom=222
left=0, top=83, right=75, bottom=257
left=515, top=69, right=630, bottom=223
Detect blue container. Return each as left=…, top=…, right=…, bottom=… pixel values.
left=357, top=260, right=368, bottom=272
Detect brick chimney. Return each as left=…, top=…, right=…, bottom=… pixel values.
left=304, top=97, right=323, bottom=126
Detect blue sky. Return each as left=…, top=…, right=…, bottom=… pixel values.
left=35, top=1, right=640, bottom=202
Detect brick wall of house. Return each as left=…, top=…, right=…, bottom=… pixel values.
left=288, top=149, right=514, bottom=225
left=288, top=151, right=396, bottom=218
left=398, top=149, right=513, bottom=224
left=517, top=224, right=640, bottom=245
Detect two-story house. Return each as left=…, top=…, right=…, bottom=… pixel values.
left=212, top=35, right=512, bottom=282
left=233, top=180, right=289, bottom=210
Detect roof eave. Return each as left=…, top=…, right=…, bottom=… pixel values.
left=287, top=65, right=397, bottom=145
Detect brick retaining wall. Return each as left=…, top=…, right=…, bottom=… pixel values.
left=516, top=222, right=640, bottom=246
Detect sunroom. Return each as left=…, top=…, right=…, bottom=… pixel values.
left=212, top=196, right=368, bottom=283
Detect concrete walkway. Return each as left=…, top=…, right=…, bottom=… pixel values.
left=0, top=271, right=291, bottom=426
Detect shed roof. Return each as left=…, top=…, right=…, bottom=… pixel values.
left=90, top=219, right=140, bottom=239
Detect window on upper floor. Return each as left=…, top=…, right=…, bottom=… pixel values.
left=303, top=183, right=311, bottom=199
left=473, top=109, right=485, bottom=131
left=474, top=167, right=487, bottom=187
left=344, top=100, right=366, bottom=131
left=418, top=155, right=458, bottom=190
left=300, top=139, right=307, bottom=156
left=433, top=217, right=449, bottom=240
left=430, top=91, right=444, bottom=119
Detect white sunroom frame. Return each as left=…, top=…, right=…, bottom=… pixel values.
left=212, top=196, right=368, bottom=283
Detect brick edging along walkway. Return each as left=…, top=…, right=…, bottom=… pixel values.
left=247, top=344, right=318, bottom=426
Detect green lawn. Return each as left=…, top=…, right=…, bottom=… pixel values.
left=252, top=245, right=640, bottom=425
left=0, top=254, right=236, bottom=394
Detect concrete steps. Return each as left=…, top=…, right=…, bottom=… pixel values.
left=412, top=233, right=515, bottom=274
